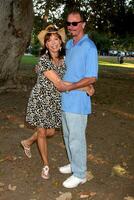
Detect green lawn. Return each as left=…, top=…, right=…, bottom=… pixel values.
left=21, top=54, right=38, bottom=65
left=99, top=60, right=134, bottom=69
left=20, top=55, right=134, bottom=69
left=99, top=56, right=134, bottom=68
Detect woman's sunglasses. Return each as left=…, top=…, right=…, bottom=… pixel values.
left=66, top=21, right=83, bottom=26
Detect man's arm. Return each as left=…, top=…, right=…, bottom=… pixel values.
left=56, top=77, right=96, bottom=92
left=63, top=77, right=96, bottom=92
left=44, top=70, right=96, bottom=93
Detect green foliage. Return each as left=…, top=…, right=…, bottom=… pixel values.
left=32, top=0, right=134, bottom=52
left=110, top=35, right=134, bottom=51
left=89, top=31, right=111, bottom=54
left=30, top=44, right=40, bottom=56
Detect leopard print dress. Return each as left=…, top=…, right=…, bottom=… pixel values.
left=26, top=54, right=65, bottom=128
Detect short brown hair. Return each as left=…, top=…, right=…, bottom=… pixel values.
left=67, top=8, right=86, bottom=22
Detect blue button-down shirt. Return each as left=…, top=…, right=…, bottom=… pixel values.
left=61, top=34, right=98, bottom=114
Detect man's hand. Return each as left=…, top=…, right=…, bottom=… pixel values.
left=55, top=81, right=69, bottom=92
left=63, top=77, right=96, bottom=92
left=86, top=85, right=95, bottom=96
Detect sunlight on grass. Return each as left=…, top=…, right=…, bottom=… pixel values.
left=21, top=55, right=134, bottom=69
left=99, top=61, right=134, bottom=69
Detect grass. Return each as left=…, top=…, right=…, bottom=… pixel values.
left=21, top=54, right=38, bottom=65
left=20, top=55, right=38, bottom=72
left=99, top=60, right=134, bottom=69
left=19, top=54, right=134, bottom=111
left=20, top=55, right=134, bottom=69
left=99, top=56, right=134, bottom=69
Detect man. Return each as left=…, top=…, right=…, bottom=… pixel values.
left=59, top=9, right=98, bottom=188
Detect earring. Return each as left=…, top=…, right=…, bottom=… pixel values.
left=59, top=47, right=61, bottom=51
left=46, top=49, right=48, bottom=54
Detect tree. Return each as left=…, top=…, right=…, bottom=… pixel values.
left=33, top=0, right=133, bottom=47
left=0, top=0, right=34, bottom=91
left=0, top=0, right=133, bottom=91
left=89, top=31, right=111, bottom=55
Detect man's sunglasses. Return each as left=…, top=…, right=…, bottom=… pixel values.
left=66, top=21, right=83, bottom=26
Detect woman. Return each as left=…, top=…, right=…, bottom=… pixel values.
left=21, top=25, right=94, bottom=180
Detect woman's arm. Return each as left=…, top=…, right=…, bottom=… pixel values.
left=43, top=70, right=66, bottom=90
left=63, top=81, right=95, bottom=96
left=44, top=70, right=95, bottom=96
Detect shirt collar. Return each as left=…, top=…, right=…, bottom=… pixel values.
left=71, top=34, right=88, bottom=46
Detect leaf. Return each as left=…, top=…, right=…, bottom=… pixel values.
left=29, top=199, right=37, bottom=200
left=52, top=180, right=60, bottom=187
left=124, top=196, right=134, bottom=200
left=86, top=171, right=94, bottom=181
left=8, top=184, right=17, bottom=191
left=79, top=191, right=96, bottom=199
left=88, top=153, right=108, bottom=164
left=19, top=124, right=25, bottom=128
left=56, top=192, right=72, bottom=200
left=111, top=164, right=128, bottom=177
left=0, top=155, right=17, bottom=163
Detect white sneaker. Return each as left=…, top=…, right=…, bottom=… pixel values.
left=59, top=164, right=72, bottom=174
left=63, top=175, right=87, bottom=188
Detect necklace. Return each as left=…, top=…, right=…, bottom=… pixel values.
left=52, top=58, right=63, bottom=66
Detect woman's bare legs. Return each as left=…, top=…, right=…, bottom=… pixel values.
left=46, top=128, right=55, bottom=137
left=36, top=128, right=55, bottom=165
left=37, top=128, right=50, bottom=179
left=22, top=131, right=37, bottom=146
left=21, top=128, right=55, bottom=178
left=37, top=128, right=48, bottom=166
left=21, top=128, right=55, bottom=159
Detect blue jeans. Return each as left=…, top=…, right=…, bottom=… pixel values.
left=62, top=112, right=88, bottom=179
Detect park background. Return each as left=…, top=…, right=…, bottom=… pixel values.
left=0, top=1, right=134, bottom=200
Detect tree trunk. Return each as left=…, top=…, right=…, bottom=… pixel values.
left=0, top=0, right=34, bottom=91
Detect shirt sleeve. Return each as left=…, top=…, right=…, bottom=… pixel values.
left=38, top=55, right=53, bottom=73
left=85, top=46, right=98, bottom=78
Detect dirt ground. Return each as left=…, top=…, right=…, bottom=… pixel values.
left=0, top=64, right=134, bottom=200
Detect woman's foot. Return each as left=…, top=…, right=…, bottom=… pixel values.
left=21, top=140, right=32, bottom=158
left=41, top=165, right=50, bottom=179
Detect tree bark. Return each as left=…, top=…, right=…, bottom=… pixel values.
left=0, top=0, right=34, bottom=90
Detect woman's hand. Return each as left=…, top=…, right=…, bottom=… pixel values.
left=85, top=84, right=95, bottom=96
left=79, top=84, right=95, bottom=96
left=33, top=64, right=40, bottom=73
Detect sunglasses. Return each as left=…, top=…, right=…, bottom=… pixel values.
left=66, top=21, right=83, bottom=26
